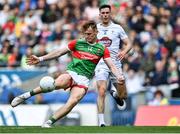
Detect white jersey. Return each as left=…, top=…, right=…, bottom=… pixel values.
left=97, top=22, right=128, bottom=67
left=95, top=22, right=127, bottom=82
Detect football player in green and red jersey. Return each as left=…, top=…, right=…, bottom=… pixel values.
left=11, top=21, right=124, bottom=127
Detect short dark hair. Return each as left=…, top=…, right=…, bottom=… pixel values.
left=99, top=4, right=111, bottom=11
left=82, top=20, right=97, bottom=32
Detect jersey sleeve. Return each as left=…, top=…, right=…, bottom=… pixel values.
left=67, top=40, right=77, bottom=51
left=119, top=26, right=128, bottom=40
left=103, top=47, right=110, bottom=59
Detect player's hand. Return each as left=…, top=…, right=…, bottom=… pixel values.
left=116, top=75, right=124, bottom=84
left=117, top=51, right=126, bottom=60
left=26, top=55, right=40, bottom=65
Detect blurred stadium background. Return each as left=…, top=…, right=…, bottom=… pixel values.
left=0, top=0, right=180, bottom=127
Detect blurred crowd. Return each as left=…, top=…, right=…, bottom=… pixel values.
left=0, top=0, right=180, bottom=102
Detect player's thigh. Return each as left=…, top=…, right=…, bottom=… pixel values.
left=55, top=73, right=72, bottom=89
left=95, top=66, right=109, bottom=81
left=96, top=80, right=107, bottom=90
left=67, top=70, right=90, bottom=88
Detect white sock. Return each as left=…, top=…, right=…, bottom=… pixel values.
left=46, top=120, right=53, bottom=125
left=98, top=113, right=105, bottom=125
left=22, top=92, right=31, bottom=99
left=113, top=91, right=118, bottom=98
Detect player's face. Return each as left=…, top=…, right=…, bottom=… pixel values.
left=84, top=27, right=98, bottom=44
left=99, top=7, right=111, bottom=24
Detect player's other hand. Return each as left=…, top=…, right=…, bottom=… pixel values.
left=116, top=75, right=124, bottom=84
left=26, top=55, right=40, bottom=65
left=117, top=51, right=126, bottom=60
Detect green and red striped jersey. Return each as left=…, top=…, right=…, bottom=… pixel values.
left=67, top=39, right=110, bottom=78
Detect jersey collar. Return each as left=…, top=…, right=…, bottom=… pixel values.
left=100, top=21, right=112, bottom=27
left=87, top=41, right=96, bottom=46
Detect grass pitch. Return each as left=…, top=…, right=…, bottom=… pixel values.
left=0, top=126, right=180, bottom=133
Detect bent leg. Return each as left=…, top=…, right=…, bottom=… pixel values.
left=26, top=73, right=73, bottom=95
left=32, top=73, right=73, bottom=94
left=110, top=69, right=127, bottom=110
left=110, top=80, right=127, bottom=110
left=113, top=80, right=127, bottom=100
left=46, top=86, right=86, bottom=125
left=111, top=68, right=127, bottom=100
left=11, top=73, right=73, bottom=107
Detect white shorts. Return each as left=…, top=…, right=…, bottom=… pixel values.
left=95, top=62, right=125, bottom=82
left=67, top=70, right=90, bottom=88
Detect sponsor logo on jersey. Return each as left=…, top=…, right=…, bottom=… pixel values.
left=73, top=51, right=100, bottom=60
left=99, top=37, right=112, bottom=47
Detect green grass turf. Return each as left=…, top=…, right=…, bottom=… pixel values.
left=0, top=126, right=180, bottom=133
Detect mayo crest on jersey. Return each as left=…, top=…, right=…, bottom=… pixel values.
left=97, top=21, right=128, bottom=61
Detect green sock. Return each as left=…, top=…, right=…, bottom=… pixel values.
left=30, top=91, right=36, bottom=96
left=49, top=116, right=57, bottom=124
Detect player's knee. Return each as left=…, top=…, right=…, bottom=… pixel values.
left=98, top=88, right=106, bottom=98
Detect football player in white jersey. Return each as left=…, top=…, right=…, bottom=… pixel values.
left=95, top=4, right=132, bottom=127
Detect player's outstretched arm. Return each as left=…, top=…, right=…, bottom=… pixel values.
left=26, top=46, right=70, bottom=65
